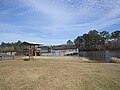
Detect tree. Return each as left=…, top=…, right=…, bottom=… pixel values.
left=111, top=30, right=120, bottom=40
left=82, top=33, right=91, bottom=49
left=100, top=31, right=110, bottom=44
left=17, top=40, right=22, bottom=45
left=111, top=30, right=120, bottom=49
left=88, top=30, right=101, bottom=50
left=1, top=42, right=6, bottom=46
left=0, top=40, right=23, bottom=53
left=74, top=36, right=83, bottom=51
left=73, top=30, right=120, bottom=51
left=67, top=40, right=73, bottom=45
left=88, top=30, right=98, bottom=35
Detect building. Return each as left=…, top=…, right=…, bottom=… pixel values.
left=21, top=41, right=43, bottom=56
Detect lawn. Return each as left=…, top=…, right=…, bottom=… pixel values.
left=0, top=56, right=120, bottom=90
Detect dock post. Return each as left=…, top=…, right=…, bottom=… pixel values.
left=13, top=55, right=15, bottom=59
left=0, top=56, right=2, bottom=60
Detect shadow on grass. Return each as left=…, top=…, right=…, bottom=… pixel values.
left=23, top=59, right=30, bottom=61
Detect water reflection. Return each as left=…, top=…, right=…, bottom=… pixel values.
left=79, top=51, right=120, bottom=62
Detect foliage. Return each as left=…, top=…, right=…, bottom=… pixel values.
left=67, top=40, right=74, bottom=45
left=111, top=30, right=120, bottom=40
left=0, top=40, right=22, bottom=52
left=74, top=36, right=83, bottom=51
left=73, top=30, right=120, bottom=51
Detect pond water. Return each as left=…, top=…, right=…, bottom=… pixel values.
left=79, top=51, right=120, bottom=62
left=36, top=50, right=120, bottom=62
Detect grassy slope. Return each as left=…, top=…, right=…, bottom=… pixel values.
left=0, top=57, right=120, bottom=90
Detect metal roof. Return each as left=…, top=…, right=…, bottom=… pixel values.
left=22, top=41, right=43, bottom=45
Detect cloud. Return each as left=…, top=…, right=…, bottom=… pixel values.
left=0, top=7, right=18, bottom=16
left=19, top=0, right=120, bottom=27
left=0, top=22, right=18, bottom=32
left=0, top=32, right=68, bottom=45
left=0, top=0, right=120, bottom=44
left=71, top=1, right=120, bottom=31
left=22, top=0, right=78, bottom=24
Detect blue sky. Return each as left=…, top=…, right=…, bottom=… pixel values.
left=0, top=0, right=120, bottom=45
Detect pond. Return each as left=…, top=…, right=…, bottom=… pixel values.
left=79, top=51, right=120, bottom=62
left=38, top=50, right=120, bottom=62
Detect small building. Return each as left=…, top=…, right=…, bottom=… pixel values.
left=21, top=41, right=43, bottom=56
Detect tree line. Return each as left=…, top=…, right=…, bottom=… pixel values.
left=0, top=30, right=120, bottom=54
left=67, top=30, right=120, bottom=51
left=0, top=40, right=23, bottom=54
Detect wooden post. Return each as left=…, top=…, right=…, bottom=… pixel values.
left=0, top=56, right=2, bottom=60
left=13, top=55, right=15, bottom=59
left=34, top=45, right=36, bottom=56
left=29, top=45, right=32, bottom=60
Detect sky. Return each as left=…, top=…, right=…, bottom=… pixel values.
left=0, top=0, right=120, bottom=45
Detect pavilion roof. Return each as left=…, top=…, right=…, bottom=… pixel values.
left=22, top=41, right=43, bottom=45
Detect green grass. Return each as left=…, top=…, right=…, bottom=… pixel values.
left=0, top=56, right=120, bottom=90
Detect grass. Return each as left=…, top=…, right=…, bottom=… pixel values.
left=0, top=56, right=120, bottom=90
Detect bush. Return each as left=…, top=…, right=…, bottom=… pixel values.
left=110, top=57, right=120, bottom=63
left=24, top=58, right=30, bottom=61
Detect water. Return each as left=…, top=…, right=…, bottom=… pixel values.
left=41, top=50, right=120, bottom=62
left=79, top=51, right=120, bottom=62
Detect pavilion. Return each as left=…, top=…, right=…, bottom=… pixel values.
left=21, top=41, right=43, bottom=59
